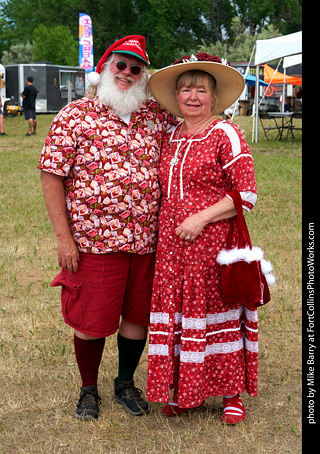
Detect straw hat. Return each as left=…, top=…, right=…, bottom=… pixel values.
left=148, top=53, right=245, bottom=117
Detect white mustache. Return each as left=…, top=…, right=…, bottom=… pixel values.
left=97, top=67, right=148, bottom=115
left=115, top=75, right=134, bottom=83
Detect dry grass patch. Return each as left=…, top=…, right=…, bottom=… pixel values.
left=0, top=115, right=301, bottom=453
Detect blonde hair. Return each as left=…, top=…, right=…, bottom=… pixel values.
left=176, top=70, right=218, bottom=114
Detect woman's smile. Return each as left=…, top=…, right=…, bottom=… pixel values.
left=177, top=81, right=213, bottom=121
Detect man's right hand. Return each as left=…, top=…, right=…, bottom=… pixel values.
left=57, top=236, right=80, bottom=273
left=40, top=171, right=80, bottom=273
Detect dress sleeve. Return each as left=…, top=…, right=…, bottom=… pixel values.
left=37, top=105, right=79, bottom=177
left=217, top=122, right=257, bottom=212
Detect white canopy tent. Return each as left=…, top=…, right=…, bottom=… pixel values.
left=283, top=53, right=302, bottom=69
left=253, top=31, right=302, bottom=142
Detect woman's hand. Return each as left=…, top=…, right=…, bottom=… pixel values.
left=175, top=196, right=237, bottom=242
left=175, top=212, right=207, bottom=242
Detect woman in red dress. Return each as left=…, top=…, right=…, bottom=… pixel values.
left=146, top=54, right=258, bottom=424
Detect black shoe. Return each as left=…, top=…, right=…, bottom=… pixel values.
left=114, top=378, right=149, bottom=416
left=75, top=385, right=101, bottom=420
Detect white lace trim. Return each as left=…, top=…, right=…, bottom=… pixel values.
left=226, top=191, right=257, bottom=212
left=182, top=316, right=206, bottom=330
left=240, top=190, right=257, bottom=206
left=244, top=339, right=259, bottom=353
left=149, top=337, right=258, bottom=361
left=148, top=344, right=169, bottom=356
left=214, top=122, right=241, bottom=157
left=206, top=309, right=242, bottom=324
left=150, top=323, right=257, bottom=339
left=150, top=312, right=170, bottom=324
left=222, top=153, right=253, bottom=170
left=243, top=306, right=259, bottom=322
left=150, top=308, right=258, bottom=327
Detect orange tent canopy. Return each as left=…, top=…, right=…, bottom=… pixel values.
left=264, top=63, right=302, bottom=86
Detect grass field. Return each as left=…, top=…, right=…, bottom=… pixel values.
left=0, top=113, right=302, bottom=453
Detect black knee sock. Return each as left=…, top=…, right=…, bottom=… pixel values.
left=117, top=333, right=147, bottom=385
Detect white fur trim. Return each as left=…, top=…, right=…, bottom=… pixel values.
left=87, top=71, right=101, bottom=87
left=217, top=247, right=276, bottom=286
left=265, top=273, right=276, bottom=286
left=261, top=259, right=273, bottom=275
left=216, top=246, right=264, bottom=265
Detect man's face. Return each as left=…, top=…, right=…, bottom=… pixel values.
left=109, top=53, right=145, bottom=91
left=97, top=53, right=148, bottom=115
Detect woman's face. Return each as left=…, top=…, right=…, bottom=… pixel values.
left=176, top=74, right=214, bottom=121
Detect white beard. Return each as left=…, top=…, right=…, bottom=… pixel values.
left=97, top=66, right=148, bottom=115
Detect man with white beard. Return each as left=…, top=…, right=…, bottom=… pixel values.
left=38, top=36, right=177, bottom=420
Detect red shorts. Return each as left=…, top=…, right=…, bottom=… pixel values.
left=50, top=252, right=156, bottom=337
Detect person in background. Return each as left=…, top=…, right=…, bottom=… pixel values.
left=0, top=95, right=5, bottom=136
left=38, top=35, right=177, bottom=421
left=146, top=53, right=258, bottom=424
left=20, top=76, right=39, bottom=136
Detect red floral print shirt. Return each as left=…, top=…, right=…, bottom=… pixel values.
left=38, top=96, right=177, bottom=254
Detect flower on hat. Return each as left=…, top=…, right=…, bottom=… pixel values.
left=182, top=54, right=198, bottom=63
left=172, top=52, right=231, bottom=67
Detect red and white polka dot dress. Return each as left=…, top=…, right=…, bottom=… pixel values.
left=147, top=119, right=259, bottom=408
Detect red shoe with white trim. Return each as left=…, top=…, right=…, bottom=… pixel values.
left=222, top=394, right=246, bottom=424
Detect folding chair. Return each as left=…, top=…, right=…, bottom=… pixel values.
left=259, top=113, right=279, bottom=140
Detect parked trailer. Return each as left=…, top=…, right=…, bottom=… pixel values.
left=5, top=63, right=86, bottom=113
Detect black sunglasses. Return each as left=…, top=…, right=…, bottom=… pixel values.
left=114, top=60, right=142, bottom=75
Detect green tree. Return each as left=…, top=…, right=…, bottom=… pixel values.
left=198, top=20, right=281, bottom=62
left=269, top=0, right=302, bottom=35
left=201, top=0, right=235, bottom=42
left=231, top=0, right=301, bottom=35
left=33, top=24, right=78, bottom=66
left=136, top=0, right=203, bottom=67
left=1, top=41, right=34, bottom=65
left=0, top=0, right=302, bottom=67
left=232, top=0, right=271, bottom=35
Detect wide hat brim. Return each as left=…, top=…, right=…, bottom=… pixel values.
left=148, top=61, right=245, bottom=117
